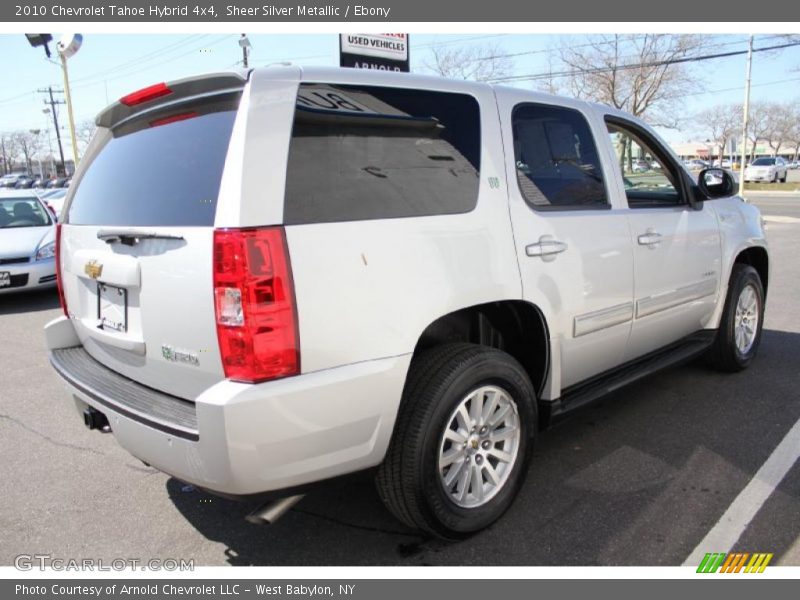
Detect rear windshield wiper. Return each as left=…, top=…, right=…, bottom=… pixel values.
left=97, top=229, right=185, bottom=246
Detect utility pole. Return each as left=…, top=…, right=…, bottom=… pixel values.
left=239, top=34, right=251, bottom=68
left=738, top=35, right=753, bottom=197
left=39, top=87, right=66, bottom=176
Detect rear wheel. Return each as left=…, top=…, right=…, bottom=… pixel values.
left=376, top=343, right=536, bottom=539
left=780, top=172, right=787, bottom=183
left=706, top=264, right=765, bottom=372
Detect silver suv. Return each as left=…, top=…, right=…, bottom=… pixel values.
left=46, top=66, right=768, bottom=539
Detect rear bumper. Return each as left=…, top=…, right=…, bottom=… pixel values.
left=45, top=317, right=411, bottom=496
left=0, top=258, right=56, bottom=294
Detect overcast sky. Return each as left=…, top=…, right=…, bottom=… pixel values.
left=1, top=32, right=797, bottom=157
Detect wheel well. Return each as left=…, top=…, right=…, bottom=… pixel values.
left=734, top=247, right=769, bottom=297
left=414, top=301, right=550, bottom=398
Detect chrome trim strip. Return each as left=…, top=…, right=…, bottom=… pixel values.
left=573, top=302, right=634, bottom=337
left=635, top=279, right=717, bottom=319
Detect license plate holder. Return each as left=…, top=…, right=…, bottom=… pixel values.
left=0, top=271, right=9, bottom=288
left=98, top=283, right=128, bottom=333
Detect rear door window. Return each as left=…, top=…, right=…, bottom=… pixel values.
left=512, top=103, right=608, bottom=210
left=66, top=94, right=240, bottom=227
left=284, top=84, right=481, bottom=224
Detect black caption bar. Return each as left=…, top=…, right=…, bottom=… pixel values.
left=4, top=0, right=800, bottom=21
left=5, top=579, right=799, bottom=600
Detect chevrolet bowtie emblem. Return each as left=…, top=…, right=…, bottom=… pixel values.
left=84, top=260, right=103, bottom=279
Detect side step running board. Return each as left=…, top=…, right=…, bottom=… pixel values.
left=544, top=330, right=716, bottom=424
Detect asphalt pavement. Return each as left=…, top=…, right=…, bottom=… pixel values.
left=0, top=194, right=798, bottom=567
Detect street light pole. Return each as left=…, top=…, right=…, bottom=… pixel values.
left=60, top=51, right=80, bottom=171
left=738, top=35, right=753, bottom=197
left=57, top=34, right=83, bottom=172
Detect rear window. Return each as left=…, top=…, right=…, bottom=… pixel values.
left=66, top=94, right=239, bottom=227
left=751, top=158, right=775, bottom=166
left=284, top=83, right=481, bottom=225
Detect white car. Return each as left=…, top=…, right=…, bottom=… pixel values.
left=38, top=188, right=69, bottom=218
left=0, top=190, right=57, bottom=293
left=45, top=67, right=769, bottom=538
left=744, top=157, right=788, bottom=183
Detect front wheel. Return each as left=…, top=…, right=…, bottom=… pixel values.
left=376, top=343, right=536, bottom=539
left=706, top=264, right=765, bottom=372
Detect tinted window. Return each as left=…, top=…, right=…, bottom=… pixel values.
left=512, top=104, right=607, bottom=210
left=66, top=94, right=239, bottom=226
left=607, top=120, right=683, bottom=207
left=284, top=84, right=480, bottom=224
left=751, top=158, right=775, bottom=166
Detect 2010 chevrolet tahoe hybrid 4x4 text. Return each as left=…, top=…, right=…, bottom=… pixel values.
left=45, top=66, right=768, bottom=538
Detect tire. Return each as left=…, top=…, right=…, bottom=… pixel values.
left=376, top=343, right=536, bottom=539
left=780, top=172, right=787, bottom=183
left=706, top=264, right=765, bottom=372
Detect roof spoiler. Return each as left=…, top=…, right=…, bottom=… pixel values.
left=96, top=70, right=249, bottom=129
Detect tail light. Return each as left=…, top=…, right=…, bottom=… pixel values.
left=213, top=227, right=299, bottom=383
left=120, top=82, right=172, bottom=107
left=55, top=224, right=68, bottom=316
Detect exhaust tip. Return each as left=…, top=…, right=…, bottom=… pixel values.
left=246, top=494, right=304, bottom=525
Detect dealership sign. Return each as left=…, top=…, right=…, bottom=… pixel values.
left=339, top=34, right=409, bottom=72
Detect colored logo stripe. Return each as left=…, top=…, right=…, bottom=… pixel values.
left=697, top=552, right=773, bottom=573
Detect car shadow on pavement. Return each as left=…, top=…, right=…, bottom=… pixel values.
left=165, top=473, right=435, bottom=566
left=166, top=328, right=800, bottom=566
left=0, top=288, right=60, bottom=315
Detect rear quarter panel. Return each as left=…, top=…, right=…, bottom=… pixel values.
left=264, top=71, right=523, bottom=373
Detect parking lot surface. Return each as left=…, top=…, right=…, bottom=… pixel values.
left=1, top=195, right=798, bottom=567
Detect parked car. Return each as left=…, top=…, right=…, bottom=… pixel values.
left=13, top=175, right=36, bottom=189
left=744, top=157, right=788, bottom=183
left=0, top=189, right=57, bottom=294
left=0, top=173, right=28, bottom=188
left=683, top=159, right=709, bottom=170
left=38, top=188, right=68, bottom=218
left=45, top=177, right=69, bottom=188
left=787, top=160, right=799, bottom=170
left=632, top=159, right=651, bottom=173
left=713, top=159, right=732, bottom=169
left=45, top=67, right=769, bottom=539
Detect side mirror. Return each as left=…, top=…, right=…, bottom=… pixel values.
left=697, top=168, right=735, bottom=200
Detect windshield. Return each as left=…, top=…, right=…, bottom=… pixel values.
left=0, top=197, right=52, bottom=228
left=751, top=158, right=775, bottom=166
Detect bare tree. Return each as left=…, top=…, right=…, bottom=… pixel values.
left=0, top=133, right=21, bottom=174
left=425, top=44, right=513, bottom=82
left=764, top=102, right=794, bottom=157
left=76, top=119, right=97, bottom=155
left=745, top=102, right=772, bottom=162
left=784, top=103, right=800, bottom=161
left=557, top=34, right=704, bottom=128
left=10, top=130, right=44, bottom=175
left=695, top=104, right=741, bottom=162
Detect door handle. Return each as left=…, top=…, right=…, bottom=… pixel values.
left=526, top=236, right=568, bottom=262
left=637, top=229, right=662, bottom=248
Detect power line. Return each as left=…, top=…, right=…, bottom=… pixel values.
left=488, top=40, right=800, bottom=83
left=70, top=34, right=210, bottom=85
left=474, top=33, right=788, bottom=63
